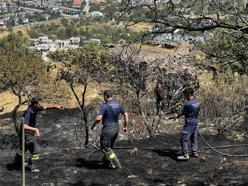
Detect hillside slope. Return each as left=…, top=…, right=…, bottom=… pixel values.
left=1, top=110, right=248, bottom=186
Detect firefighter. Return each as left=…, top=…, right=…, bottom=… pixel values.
left=193, top=75, right=200, bottom=91
left=154, top=76, right=166, bottom=115
left=91, top=90, right=129, bottom=169
left=7, top=98, right=64, bottom=172
left=173, top=88, right=200, bottom=160
left=182, top=68, right=193, bottom=84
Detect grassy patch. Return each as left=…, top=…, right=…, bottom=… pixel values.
left=0, top=25, right=28, bottom=39
left=129, top=22, right=153, bottom=32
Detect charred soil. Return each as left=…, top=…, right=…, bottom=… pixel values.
left=1, top=110, right=248, bottom=186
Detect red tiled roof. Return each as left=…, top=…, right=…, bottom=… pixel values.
left=72, top=0, right=81, bottom=6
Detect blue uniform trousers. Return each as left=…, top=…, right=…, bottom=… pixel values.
left=180, top=125, right=198, bottom=154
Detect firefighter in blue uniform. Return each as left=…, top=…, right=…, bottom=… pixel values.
left=7, top=98, right=63, bottom=172
left=174, top=88, right=200, bottom=160
left=91, top=90, right=129, bottom=169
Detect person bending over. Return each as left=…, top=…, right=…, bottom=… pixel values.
left=7, top=98, right=64, bottom=172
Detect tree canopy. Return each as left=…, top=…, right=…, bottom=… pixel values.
left=120, top=0, right=248, bottom=74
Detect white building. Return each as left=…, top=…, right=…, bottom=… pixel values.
left=30, top=36, right=81, bottom=52
left=0, top=19, right=7, bottom=30
left=89, top=11, right=104, bottom=18
left=0, top=19, right=5, bottom=25
left=20, top=17, right=29, bottom=24
left=55, top=40, right=68, bottom=49
left=69, top=37, right=80, bottom=48
left=55, top=37, right=80, bottom=49
left=0, top=2, right=7, bottom=13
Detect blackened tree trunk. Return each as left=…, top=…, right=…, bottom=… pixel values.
left=70, top=83, right=89, bottom=147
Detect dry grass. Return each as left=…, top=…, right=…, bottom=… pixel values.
left=0, top=91, right=26, bottom=113
left=194, top=50, right=206, bottom=64
left=141, top=44, right=173, bottom=54
left=0, top=17, right=66, bottom=39
left=0, top=82, right=111, bottom=115
left=129, top=22, right=153, bottom=32
left=0, top=25, right=28, bottom=39
left=66, top=84, right=101, bottom=108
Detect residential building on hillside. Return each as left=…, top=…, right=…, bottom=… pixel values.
left=29, top=36, right=81, bottom=52
left=88, top=11, right=104, bottom=18
left=72, top=0, right=81, bottom=8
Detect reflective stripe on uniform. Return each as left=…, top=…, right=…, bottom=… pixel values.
left=31, top=154, right=39, bottom=161
left=109, top=152, right=116, bottom=160
left=17, top=149, right=23, bottom=156
left=102, top=149, right=116, bottom=160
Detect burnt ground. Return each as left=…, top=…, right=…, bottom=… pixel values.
left=1, top=109, right=248, bottom=186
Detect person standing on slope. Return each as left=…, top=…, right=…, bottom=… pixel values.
left=91, top=90, right=129, bottom=169
left=7, top=98, right=64, bottom=172
left=173, top=88, right=200, bottom=160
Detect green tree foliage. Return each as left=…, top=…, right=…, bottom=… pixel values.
left=202, top=31, right=248, bottom=74
left=65, top=26, right=74, bottom=38
left=29, top=18, right=140, bottom=44
left=121, top=0, right=248, bottom=72
left=0, top=32, right=69, bottom=134
left=0, top=32, right=46, bottom=101
left=61, top=18, right=69, bottom=27
left=61, top=0, right=72, bottom=7
left=28, top=29, right=42, bottom=38
left=49, top=44, right=112, bottom=146
left=0, top=32, right=69, bottom=112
